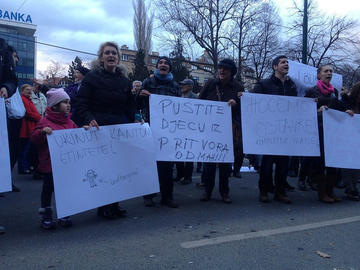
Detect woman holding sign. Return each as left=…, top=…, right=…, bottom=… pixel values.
left=305, top=64, right=343, bottom=203
left=76, top=41, right=136, bottom=219
left=199, top=58, right=242, bottom=204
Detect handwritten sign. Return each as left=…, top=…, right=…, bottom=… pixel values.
left=241, top=93, right=320, bottom=156
left=47, top=123, right=159, bottom=218
left=323, top=109, right=360, bottom=169
left=0, top=98, right=12, bottom=193
left=149, top=94, right=234, bottom=163
left=288, top=60, right=343, bottom=97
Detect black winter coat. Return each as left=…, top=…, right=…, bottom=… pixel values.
left=137, top=75, right=180, bottom=122
left=76, top=68, right=135, bottom=126
left=0, top=38, right=17, bottom=97
left=305, top=86, right=341, bottom=110
left=253, top=74, right=297, bottom=97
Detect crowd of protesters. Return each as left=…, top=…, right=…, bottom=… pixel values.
left=1, top=39, right=360, bottom=233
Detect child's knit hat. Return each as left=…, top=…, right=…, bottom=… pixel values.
left=46, top=88, right=70, bottom=108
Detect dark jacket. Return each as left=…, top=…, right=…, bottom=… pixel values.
left=253, top=74, right=297, bottom=97
left=0, top=38, right=17, bottom=97
left=200, top=78, right=243, bottom=125
left=305, top=85, right=341, bottom=110
left=31, top=107, right=77, bottom=173
left=182, top=91, right=198, bottom=99
left=341, top=93, right=360, bottom=113
left=65, top=82, right=81, bottom=124
left=305, top=85, right=343, bottom=135
left=76, top=67, right=135, bottom=126
left=137, top=75, right=181, bottom=122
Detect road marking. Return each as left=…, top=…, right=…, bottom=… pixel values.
left=180, top=216, right=360, bottom=249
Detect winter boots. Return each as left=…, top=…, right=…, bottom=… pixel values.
left=39, top=207, right=56, bottom=230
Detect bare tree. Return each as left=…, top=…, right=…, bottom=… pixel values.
left=226, top=0, right=261, bottom=82
left=285, top=0, right=360, bottom=68
left=155, top=0, right=239, bottom=74
left=39, top=60, right=66, bottom=85
left=133, top=0, right=153, bottom=62
left=247, top=2, right=281, bottom=80
left=338, top=59, right=360, bottom=89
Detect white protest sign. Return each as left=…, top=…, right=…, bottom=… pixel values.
left=323, top=109, right=360, bottom=169
left=241, top=93, right=320, bottom=156
left=47, top=123, right=159, bottom=218
left=150, top=94, right=234, bottom=163
left=288, top=60, right=343, bottom=97
left=0, top=98, right=12, bottom=193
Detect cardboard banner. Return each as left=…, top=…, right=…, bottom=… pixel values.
left=149, top=94, right=234, bottom=163
left=0, top=98, right=12, bottom=193
left=47, top=123, right=159, bottom=218
left=288, top=60, right=343, bottom=97
left=241, top=93, right=320, bottom=156
left=323, top=109, right=360, bottom=169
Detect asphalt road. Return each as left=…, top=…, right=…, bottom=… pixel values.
left=1, top=169, right=360, bottom=270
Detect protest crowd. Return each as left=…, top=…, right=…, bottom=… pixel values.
left=1, top=38, right=360, bottom=233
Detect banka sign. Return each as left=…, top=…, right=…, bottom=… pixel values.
left=0, top=9, right=33, bottom=24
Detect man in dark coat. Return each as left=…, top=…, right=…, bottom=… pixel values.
left=199, top=58, right=243, bottom=203
left=0, top=40, right=20, bottom=234
left=254, top=55, right=297, bottom=204
left=138, top=56, right=181, bottom=208
left=1, top=44, right=21, bottom=190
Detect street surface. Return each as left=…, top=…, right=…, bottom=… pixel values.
left=1, top=169, right=360, bottom=270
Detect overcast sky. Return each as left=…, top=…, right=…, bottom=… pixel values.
left=1, top=0, right=360, bottom=76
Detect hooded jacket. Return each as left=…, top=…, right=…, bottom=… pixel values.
left=30, top=107, right=77, bottom=173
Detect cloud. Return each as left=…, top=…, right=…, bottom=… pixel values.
left=3, top=0, right=137, bottom=76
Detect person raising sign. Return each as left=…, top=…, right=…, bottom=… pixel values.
left=199, top=58, right=243, bottom=204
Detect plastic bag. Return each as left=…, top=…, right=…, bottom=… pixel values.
left=5, top=88, right=25, bottom=119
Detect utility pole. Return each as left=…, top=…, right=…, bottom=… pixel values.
left=302, top=0, right=308, bottom=64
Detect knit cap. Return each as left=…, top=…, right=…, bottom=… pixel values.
left=46, top=88, right=70, bottom=108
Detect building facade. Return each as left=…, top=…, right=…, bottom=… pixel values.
left=0, top=10, right=36, bottom=86
left=119, top=45, right=256, bottom=90
left=119, top=45, right=215, bottom=87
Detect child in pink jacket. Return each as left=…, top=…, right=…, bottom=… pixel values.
left=31, top=88, right=78, bottom=229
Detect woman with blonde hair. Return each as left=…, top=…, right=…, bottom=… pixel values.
left=76, top=41, right=136, bottom=219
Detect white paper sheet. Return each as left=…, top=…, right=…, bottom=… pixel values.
left=150, top=94, right=234, bottom=163
left=323, top=109, right=360, bottom=169
left=241, top=93, right=320, bottom=156
left=47, top=123, right=159, bottom=218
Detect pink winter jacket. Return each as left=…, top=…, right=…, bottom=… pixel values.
left=30, top=107, right=77, bottom=173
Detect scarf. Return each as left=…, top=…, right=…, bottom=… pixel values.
left=154, top=69, right=173, bottom=81
left=317, top=80, right=334, bottom=96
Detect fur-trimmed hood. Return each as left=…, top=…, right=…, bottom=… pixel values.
left=90, top=59, right=129, bottom=78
